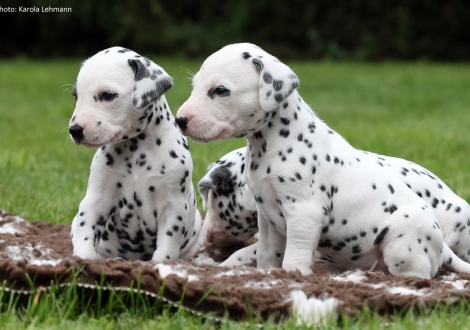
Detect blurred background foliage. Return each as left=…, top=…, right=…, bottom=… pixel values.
left=1, top=0, right=469, bottom=60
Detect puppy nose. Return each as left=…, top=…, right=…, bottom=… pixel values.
left=175, top=116, right=189, bottom=131
left=69, top=124, right=84, bottom=141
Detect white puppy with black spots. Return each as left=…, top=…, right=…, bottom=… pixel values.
left=200, top=146, right=470, bottom=269
left=198, top=147, right=258, bottom=247
left=177, top=43, right=470, bottom=278
left=69, top=47, right=203, bottom=262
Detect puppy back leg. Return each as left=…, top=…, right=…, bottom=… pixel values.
left=220, top=242, right=259, bottom=267
left=256, top=211, right=285, bottom=270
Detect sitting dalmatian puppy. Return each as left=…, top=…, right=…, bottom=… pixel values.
left=200, top=146, right=470, bottom=268
left=176, top=43, right=470, bottom=278
left=69, top=47, right=203, bottom=262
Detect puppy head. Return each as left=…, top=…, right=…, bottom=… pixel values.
left=176, top=43, right=299, bottom=143
left=198, top=147, right=258, bottom=247
left=69, top=47, right=173, bottom=148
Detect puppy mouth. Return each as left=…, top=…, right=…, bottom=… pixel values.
left=72, top=131, right=123, bottom=148
left=183, top=123, right=233, bottom=143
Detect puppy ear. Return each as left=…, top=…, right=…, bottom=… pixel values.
left=252, top=57, right=299, bottom=111
left=128, top=58, right=173, bottom=110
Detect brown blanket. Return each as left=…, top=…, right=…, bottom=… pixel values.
left=1, top=209, right=470, bottom=325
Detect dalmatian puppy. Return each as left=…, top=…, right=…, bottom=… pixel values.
left=201, top=146, right=470, bottom=268
left=198, top=147, right=258, bottom=247
left=69, top=47, right=203, bottom=262
left=176, top=43, right=470, bottom=278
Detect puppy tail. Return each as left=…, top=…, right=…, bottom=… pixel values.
left=441, top=244, right=470, bottom=273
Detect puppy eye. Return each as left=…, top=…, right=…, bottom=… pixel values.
left=214, top=86, right=230, bottom=96
left=101, top=91, right=118, bottom=101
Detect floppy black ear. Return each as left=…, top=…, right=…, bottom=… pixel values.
left=252, top=56, right=299, bottom=111
left=128, top=58, right=173, bottom=110
left=198, top=162, right=236, bottom=209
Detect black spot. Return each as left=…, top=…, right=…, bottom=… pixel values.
left=273, top=80, right=283, bottom=91
left=242, top=52, right=251, bottom=59
left=384, top=204, right=398, bottom=214
left=274, top=94, right=284, bottom=103
left=279, top=129, right=290, bottom=138
left=263, top=72, right=273, bottom=84
left=352, top=245, right=362, bottom=254
left=299, top=156, right=306, bottom=165
left=388, top=184, right=394, bottom=194
left=374, top=226, right=389, bottom=245
left=333, top=241, right=346, bottom=251
left=169, top=150, right=178, bottom=158
left=105, top=153, right=114, bottom=166
left=133, top=192, right=143, bottom=207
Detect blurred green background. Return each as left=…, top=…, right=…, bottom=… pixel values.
left=0, top=1, right=469, bottom=223
left=1, top=0, right=469, bottom=60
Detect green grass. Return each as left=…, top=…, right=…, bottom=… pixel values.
left=0, top=58, right=470, bottom=328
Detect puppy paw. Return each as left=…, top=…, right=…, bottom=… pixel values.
left=73, top=245, right=98, bottom=260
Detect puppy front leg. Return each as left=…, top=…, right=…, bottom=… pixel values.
left=282, top=204, right=323, bottom=275
left=151, top=205, right=186, bottom=262
left=256, top=211, right=286, bottom=270
left=71, top=204, right=103, bottom=259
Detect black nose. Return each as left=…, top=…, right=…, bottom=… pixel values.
left=69, top=124, right=84, bottom=141
left=175, top=116, right=189, bottom=131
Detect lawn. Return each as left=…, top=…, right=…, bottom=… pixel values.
left=0, top=57, right=470, bottom=328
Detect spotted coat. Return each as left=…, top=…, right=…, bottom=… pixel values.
left=176, top=42, right=470, bottom=278
left=69, top=47, right=202, bottom=262
left=202, top=146, right=470, bottom=268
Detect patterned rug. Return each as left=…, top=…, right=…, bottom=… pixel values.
left=1, top=209, right=470, bottom=325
